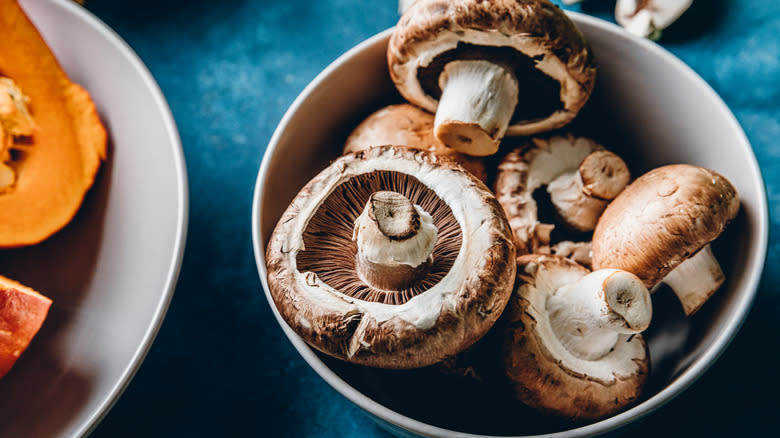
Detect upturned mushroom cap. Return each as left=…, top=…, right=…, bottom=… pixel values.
left=343, top=104, right=488, bottom=182
left=494, top=135, right=629, bottom=254
left=504, top=254, right=649, bottom=421
left=388, top=0, right=596, bottom=140
left=266, top=146, right=516, bottom=369
left=592, top=164, right=740, bottom=315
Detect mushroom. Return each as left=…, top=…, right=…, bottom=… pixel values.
left=388, top=0, right=596, bottom=156
left=343, top=103, right=488, bottom=182
left=504, top=254, right=651, bottom=421
left=592, top=164, right=739, bottom=316
left=266, top=146, right=516, bottom=369
left=494, top=135, right=630, bottom=255
left=615, top=0, right=693, bottom=40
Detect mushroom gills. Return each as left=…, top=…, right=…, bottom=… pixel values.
left=547, top=269, right=651, bottom=361
left=417, top=42, right=562, bottom=126
left=296, top=170, right=462, bottom=305
left=659, top=244, right=725, bottom=315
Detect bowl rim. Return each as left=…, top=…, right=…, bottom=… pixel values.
left=32, top=0, right=190, bottom=436
left=251, top=12, right=769, bottom=438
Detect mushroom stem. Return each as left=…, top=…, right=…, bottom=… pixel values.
left=547, top=269, right=652, bottom=361
left=434, top=60, right=519, bottom=157
left=660, top=244, right=725, bottom=316
left=547, top=150, right=630, bottom=232
left=353, top=191, right=438, bottom=291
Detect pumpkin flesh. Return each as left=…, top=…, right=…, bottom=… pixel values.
left=0, top=0, right=106, bottom=247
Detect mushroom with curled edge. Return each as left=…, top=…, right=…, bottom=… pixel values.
left=592, top=164, right=739, bottom=316
left=504, top=254, right=652, bottom=421
left=343, top=103, right=487, bottom=182
left=388, top=0, right=597, bottom=156
left=494, top=135, right=630, bottom=259
left=265, top=146, right=516, bottom=369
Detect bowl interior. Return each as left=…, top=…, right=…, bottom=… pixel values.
left=0, top=1, right=186, bottom=437
left=256, top=16, right=767, bottom=437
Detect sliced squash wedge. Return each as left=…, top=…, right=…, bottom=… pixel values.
left=0, top=275, right=51, bottom=379
left=0, top=0, right=106, bottom=248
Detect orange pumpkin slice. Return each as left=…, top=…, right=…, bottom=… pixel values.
left=0, top=275, right=51, bottom=379
left=0, top=0, right=106, bottom=248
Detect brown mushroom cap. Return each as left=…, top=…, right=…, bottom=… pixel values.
left=592, top=164, right=739, bottom=292
left=388, top=0, right=596, bottom=137
left=504, top=254, right=649, bottom=422
left=266, top=146, right=516, bottom=369
left=343, top=103, right=488, bottom=182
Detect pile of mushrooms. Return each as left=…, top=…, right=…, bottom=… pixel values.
left=266, top=0, right=741, bottom=426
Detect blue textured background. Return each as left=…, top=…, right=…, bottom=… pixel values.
left=83, top=0, right=778, bottom=436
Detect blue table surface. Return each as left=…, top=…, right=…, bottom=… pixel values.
left=81, top=0, right=779, bottom=436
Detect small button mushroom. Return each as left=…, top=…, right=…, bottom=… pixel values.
left=494, top=135, right=630, bottom=255
left=592, top=164, right=740, bottom=316
left=388, top=0, right=596, bottom=156
left=615, top=0, right=693, bottom=40
left=266, top=146, right=516, bottom=369
left=343, top=104, right=488, bottom=182
left=504, top=254, right=652, bottom=421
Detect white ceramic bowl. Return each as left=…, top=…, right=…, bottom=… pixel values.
left=0, top=1, right=187, bottom=436
left=252, top=13, right=768, bottom=437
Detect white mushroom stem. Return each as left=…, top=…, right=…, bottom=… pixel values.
left=660, top=244, right=724, bottom=316
left=353, top=191, right=438, bottom=290
left=615, top=0, right=693, bottom=40
left=434, top=60, right=519, bottom=157
left=547, top=150, right=630, bottom=231
left=547, top=269, right=652, bottom=361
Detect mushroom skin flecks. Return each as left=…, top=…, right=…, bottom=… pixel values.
left=266, top=146, right=516, bottom=369
left=504, top=254, right=651, bottom=421
left=494, top=135, right=630, bottom=258
left=389, top=0, right=596, bottom=156
left=592, top=164, right=739, bottom=315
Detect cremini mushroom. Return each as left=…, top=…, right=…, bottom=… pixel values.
left=504, top=254, right=651, bottom=421
left=615, top=0, right=693, bottom=40
left=592, top=164, right=739, bottom=316
left=388, top=0, right=596, bottom=156
left=266, top=146, right=516, bottom=369
left=343, top=103, right=487, bottom=182
left=494, top=135, right=630, bottom=255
